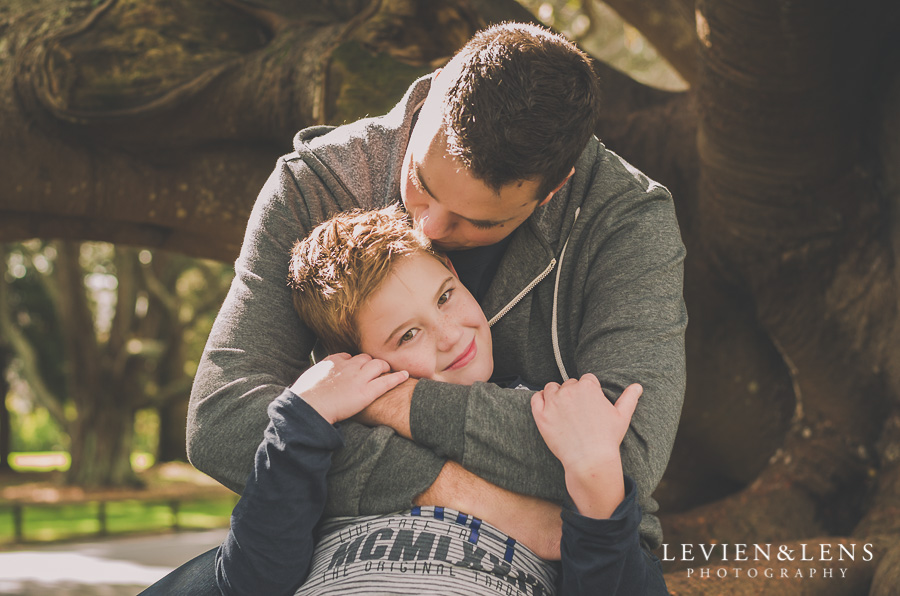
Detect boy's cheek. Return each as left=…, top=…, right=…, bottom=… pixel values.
left=393, top=358, right=434, bottom=381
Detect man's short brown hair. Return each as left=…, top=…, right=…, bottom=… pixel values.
left=442, top=22, right=601, bottom=201
left=288, top=205, right=439, bottom=355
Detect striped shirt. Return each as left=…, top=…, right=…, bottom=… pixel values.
left=295, top=506, right=558, bottom=595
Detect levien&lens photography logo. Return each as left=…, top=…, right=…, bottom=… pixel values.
left=661, top=542, right=875, bottom=580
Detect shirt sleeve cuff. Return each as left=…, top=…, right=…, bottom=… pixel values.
left=561, top=475, right=641, bottom=543
left=269, top=389, right=344, bottom=451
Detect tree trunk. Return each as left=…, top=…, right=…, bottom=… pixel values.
left=0, top=343, right=12, bottom=472
left=157, top=398, right=188, bottom=463
left=51, top=241, right=142, bottom=486
left=0, top=0, right=501, bottom=260
left=66, top=393, right=139, bottom=487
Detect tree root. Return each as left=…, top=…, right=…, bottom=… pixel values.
left=661, top=418, right=875, bottom=559
left=870, top=541, right=900, bottom=596
left=661, top=483, right=823, bottom=571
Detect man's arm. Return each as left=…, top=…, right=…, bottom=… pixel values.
left=356, top=379, right=567, bottom=502
left=353, top=179, right=687, bottom=547
left=416, top=460, right=564, bottom=561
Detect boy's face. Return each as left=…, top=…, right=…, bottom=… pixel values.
left=356, top=253, right=493, bottom=385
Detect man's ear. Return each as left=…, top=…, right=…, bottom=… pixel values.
left=538, top=167, right=576, bottom=207
left=421, top=68, right=445, bottom=111
left=442, top=254, right=459, bottom=278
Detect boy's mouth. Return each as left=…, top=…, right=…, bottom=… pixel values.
left=445, top=338, right=477, bottom=371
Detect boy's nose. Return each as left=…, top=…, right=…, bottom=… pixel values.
left=435, top=321, right=463, bottom=352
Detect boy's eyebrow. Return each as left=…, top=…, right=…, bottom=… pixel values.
left=413, top=163, right=515, bottom=228
left=384, top=276, right=455, bottom=346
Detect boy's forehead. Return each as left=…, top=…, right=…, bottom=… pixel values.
left=360, top=252, right=449, bottom=312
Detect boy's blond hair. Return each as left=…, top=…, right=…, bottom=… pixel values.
left=288, top=205, right=439, bottom=354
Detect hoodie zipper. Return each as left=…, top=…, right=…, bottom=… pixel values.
left=487, top=208, right=581, bottom=382
left=487, top=259, right=558, bottom=327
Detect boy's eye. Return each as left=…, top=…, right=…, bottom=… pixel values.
left=470, top=220, right=497, bottom=230
left=437, top=289, right=452, bottom=306
left=399, top=328, right=419, bottom=344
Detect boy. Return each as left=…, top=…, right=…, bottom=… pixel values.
left=216, top=207, right=666, bottom=595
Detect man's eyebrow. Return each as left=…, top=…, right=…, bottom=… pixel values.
left=413, top=163, right=517, bottom=228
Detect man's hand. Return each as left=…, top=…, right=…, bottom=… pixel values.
left=351, top=377, right=417, bottom=438
left=290, top=353, right=408, bottom=424
left=531, top=374, right=642, bottom=519
left=415, top=461, right=563, bottom=561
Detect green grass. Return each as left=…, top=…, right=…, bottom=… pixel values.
left=2, top=452, right=236, bottom=545
left=0, top=497, right=237, bottom=544
left=9, top=451, right=155, bottom=472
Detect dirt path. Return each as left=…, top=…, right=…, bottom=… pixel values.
left=0, top=528, right=228, bottom=595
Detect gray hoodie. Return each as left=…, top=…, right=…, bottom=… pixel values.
left=187, top=74, right=687, bottom=549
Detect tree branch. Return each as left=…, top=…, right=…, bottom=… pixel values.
left=0, top=250, right=68, bottom=427
left=51, top=241, right=101, bottom=406
left=107, top=247, right=137, bottom=358
left=603, top=0, right=697, bottom=85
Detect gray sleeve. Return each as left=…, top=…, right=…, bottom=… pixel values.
left=187, top=157, right=446, bottom=512
left=409, top=380, right=567, bottom=503
left=325, top=422, right=446, bottom=517
left=572, top=184, right=687, bottom=547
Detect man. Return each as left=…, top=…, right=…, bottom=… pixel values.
left=187, top=20, right=686, bottom=566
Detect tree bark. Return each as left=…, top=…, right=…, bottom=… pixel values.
left=66, top=392, right=139, bottom=487
left=48, top=241, right=138, bottom=486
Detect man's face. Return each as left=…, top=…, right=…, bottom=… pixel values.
left=401, top=103, right=545, bottom=250
left=357, top=253, right=493, bottom=385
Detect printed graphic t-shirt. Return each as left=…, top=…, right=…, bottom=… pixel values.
left=296, top=505, right=557, bottom=596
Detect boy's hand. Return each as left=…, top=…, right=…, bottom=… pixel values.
left=531, top=374, right=642, bottom=519
left=531, top=374, right=641, bottom=468
left=291, top=353, right=409, bottom=424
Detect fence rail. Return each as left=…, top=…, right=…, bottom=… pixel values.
left=1, top=484, right=235, bottom=543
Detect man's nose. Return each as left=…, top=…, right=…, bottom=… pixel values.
left=421, top=206, right=452, bottom=240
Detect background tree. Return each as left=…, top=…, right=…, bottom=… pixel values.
left=1, top=0, right=899, bottom=592
left=0, top=241, right=231, bottom=486
left=0, top=339, right=12, bottom=473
